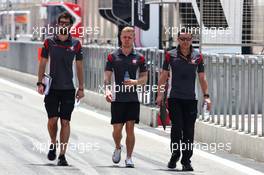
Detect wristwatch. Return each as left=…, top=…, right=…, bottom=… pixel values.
left=78, top=88, right=84, bottom=91
left=204, top=94, right=210, bottom=98
left=36, top=82, right=45, bottom=86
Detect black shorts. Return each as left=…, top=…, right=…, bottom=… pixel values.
left=111, top=102, right=140, bottom=124
left=44, top=89, right=75, bottom=121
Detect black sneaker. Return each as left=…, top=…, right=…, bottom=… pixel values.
left=57, top=155, right=69, bottom=166
left=47, top=143, right=57, bottom=161
left=182, top=164, right=194, bottom=171
left=167, top=154, right=179, bottom=169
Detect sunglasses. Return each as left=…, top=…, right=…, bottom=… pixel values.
left=58, top=21, right=71, bottom=26
left=179, top=37, right=192, bottom=41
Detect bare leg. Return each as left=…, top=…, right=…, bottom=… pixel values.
left=125, top=121, right=135, bottom=158
left=59, top=119, right=70, bottom=155
left=47, top=117, right=59, bottom=145
left=112, top=123, right=124, bottom=149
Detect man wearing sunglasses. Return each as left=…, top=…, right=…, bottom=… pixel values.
left=157, top=30, right=211, bottom=171
left=37, top=12, right=84, bottom=166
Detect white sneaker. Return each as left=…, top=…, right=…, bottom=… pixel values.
left=112, top=147, right=122, bottom=164
left=125, top=157, right=134, bottom=168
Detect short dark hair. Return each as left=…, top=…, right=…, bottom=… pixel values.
left=57, top=12, right=73, bottom=24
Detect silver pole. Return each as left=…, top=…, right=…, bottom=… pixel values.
left=199, top=0, right=203, bottom=51
left=253, top=57, right=258, bottom=135
left=153, top=49, right=157, bottom=105
left=235, top=56, right=240, bottom=130
left=132, top=0, right=135, bottom=26
left=262, top=56, right=264, bottom=136
left=216, top=56, right=221, bottom=125
left=228, top=56, right=233, bottom=129
left=247, top=58, right=252, bottom=134
left=223, top=56, right=228, bottom=127
left=241, top=57, right=246, bottom=132
left=177, top=0, right=180, bottom=29
left=208, top=55, right=214, bottom=123
left=6, top=0, right=10, bottom=40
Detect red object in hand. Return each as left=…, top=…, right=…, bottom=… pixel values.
left=157, top=110, right=171, bottom=126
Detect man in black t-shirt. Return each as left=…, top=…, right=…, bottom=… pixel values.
left=37, top=12, right=84, bottom=166
left=104, top=27, right=148, bottom=168
left=157, top=30, right=212, bottom=171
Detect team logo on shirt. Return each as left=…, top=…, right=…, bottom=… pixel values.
left=132, top=59, right=137, bottom=64
left=189, top=56, right=200, bottom=65
left=66, top=46, right=75, bottom=52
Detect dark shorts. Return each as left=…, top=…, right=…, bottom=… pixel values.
left=111, top=102, right=140, bottom=124
left=44, top=89, right=75, bottom=121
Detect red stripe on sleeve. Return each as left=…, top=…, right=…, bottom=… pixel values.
left=77, top=41, right=81, bottom=51
left=44, top=39, right=49, bottom=49
left=73, top=41, right=81, bottom=52
left=198, top=53, right=203, bottom=64
left=165, top=51, right=171, bottom=62
left=107, top=54, right=113, bottom=62
left=140, top=55, right=145, bottom=63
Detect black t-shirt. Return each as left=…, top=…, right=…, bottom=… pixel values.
left=105, top=48, right=148, bottom=102
left=41, top=35, right=83, bottom=90
left=162, top=47, right=204, bottom=100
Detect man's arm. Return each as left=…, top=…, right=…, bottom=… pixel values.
left=38, top=58, right=48, bottom=83
left=104, top=70, right=112, bottom=89
left=104, top=71, right=113, bottom=102
left=137, top=72, right=148, bottom=85
left=156, top=70, right=169, bottom=106
left=124, top=71, right=148, bottom=86
left=76, top=60, right=84, bottom=89
left=157, top=51, right=170, bottom=101
left=157, top=70, right=169, bottom=97
left=38, top=38, right=50, bottom=83
left=37, top=57, right=48, bottom=94
left=198, top=72, right=208, bottom=95
left=198, top=72, right=212, bottom=111
left=75, top=60, right=85, bottom=100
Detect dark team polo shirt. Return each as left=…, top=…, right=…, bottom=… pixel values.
left=41, top=35, right=83, bottom=90
left=105, top=48, right=148, bottom=102
left=163, top=47, right=205, bottom=100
